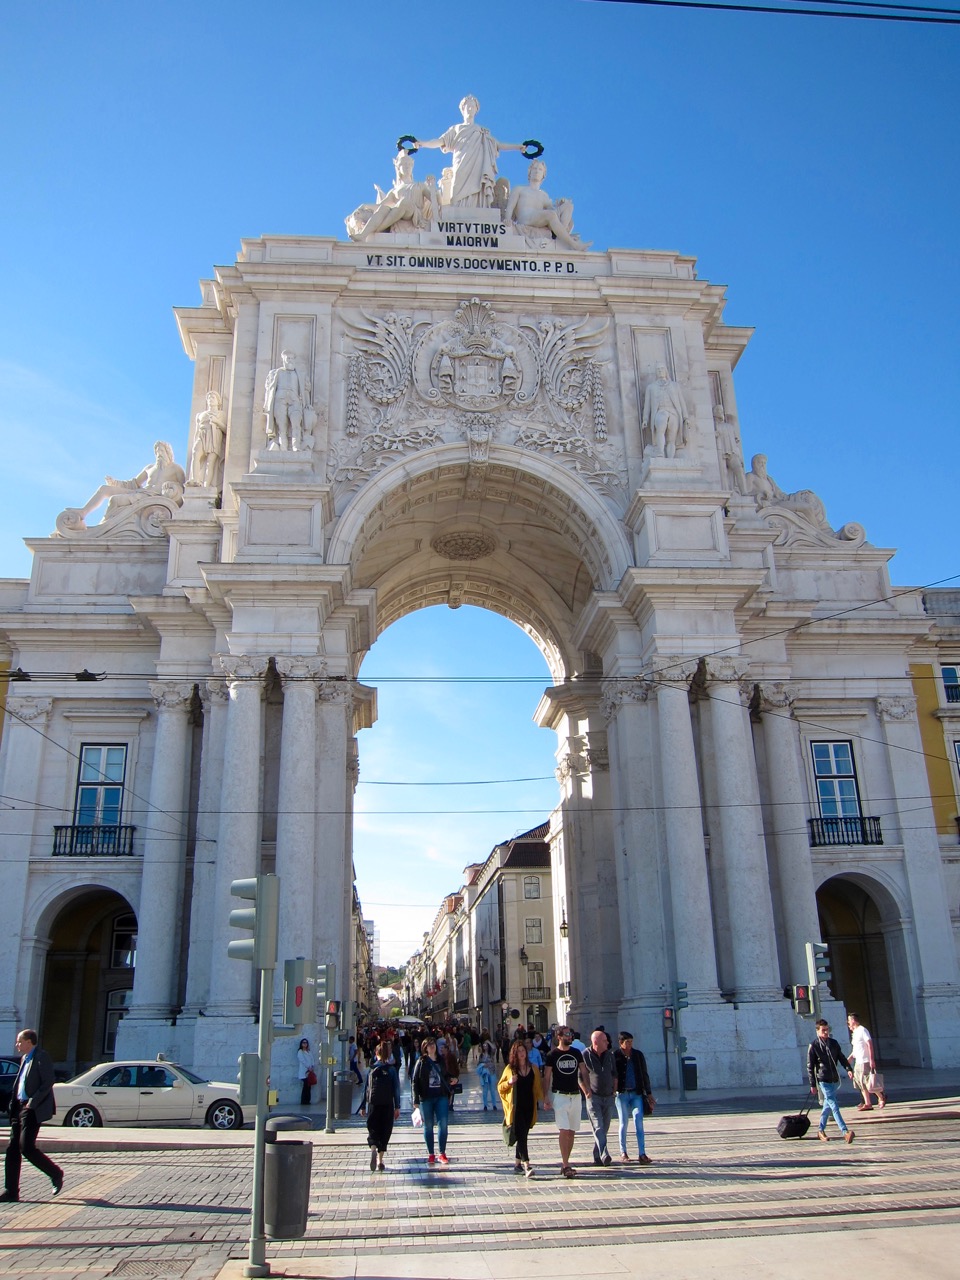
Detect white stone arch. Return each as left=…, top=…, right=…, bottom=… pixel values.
left=327, top=442, right=634, bottom=679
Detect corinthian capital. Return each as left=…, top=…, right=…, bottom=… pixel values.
left=702, top=656, right=750, bottom=685
left=317, top=679, right=354, bottom=709
left=218, top=654, right=270, bottom=684
left=148, top=681, right=195, bottom=711
left=756, top=681, right=799, bottom=714
left=650, top=656, right=699, bottom=690
left=276, top=655, right=329, bottom=684
left=600, top=677, right=651, bottom=721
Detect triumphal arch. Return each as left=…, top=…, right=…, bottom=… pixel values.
left=3, top=99, right=958, bottom=1087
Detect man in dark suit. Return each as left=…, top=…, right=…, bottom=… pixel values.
left=1, top=1028, right=64, bottom=1202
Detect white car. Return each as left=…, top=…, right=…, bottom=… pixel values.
left=53, top=1060, right=246, bottom=1129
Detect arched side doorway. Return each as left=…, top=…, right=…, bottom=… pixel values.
left=37, top=889, right=137, bottom=1077
left=815, top=874, right=907, bottom=1066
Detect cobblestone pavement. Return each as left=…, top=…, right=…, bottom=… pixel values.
left=2, top=1089, right=959, bottom=1279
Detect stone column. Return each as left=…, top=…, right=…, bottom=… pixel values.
left=206, top=655, right=268, bottom=1016
left=651, top=660, right=722, bottom=1000
left=601, top=679, right=669, bottom=1005
left=701, top=657, right=781, bottom=1001
left=183, top=678, right=229, bottom=1012
left=0, top=697, right=52, bottom=1032
left=127, top=682, right=195, bottom=1018
left=274, top=657, right=324, bottom=1003
left=756, top=682, right=822, bottom=983
left=314, top=681, right=354, bottom=986
left=875, top=695, right=960, bottom=1065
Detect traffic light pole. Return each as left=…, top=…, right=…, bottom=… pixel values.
left=244, top=964, right=275, bottom=1279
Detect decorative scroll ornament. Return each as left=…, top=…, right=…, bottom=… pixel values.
left=523, top=316, right=609, bottom=441
left=344, top=312, right=428, bottom=435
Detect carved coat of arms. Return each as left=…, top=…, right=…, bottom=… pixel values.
left=413, top=298, right=539, bottom=412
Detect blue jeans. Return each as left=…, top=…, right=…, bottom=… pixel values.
left=477, top=1065, right=497, bottom=1109
left=818, top=1081, right=848, bottom=1134
left=616, top=1091, right=646, bottom=1155
left=418, top=1095, right=449, bottom=1155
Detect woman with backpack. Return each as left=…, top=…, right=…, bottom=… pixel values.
left=361, top=1039, right=401, bottom=1171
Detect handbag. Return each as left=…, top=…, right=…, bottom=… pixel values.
left=865, top=1070, right=884, bottom=1093
left=450, top=1080, right=463, bottom=1094
left=642, top=1093, right=654, bottom=1117
left=502, top=1120, right=517, bottom=1147
left=411, top=1105, right=423, bottom=1128
left=304, top=1068, right=317, bottom=1087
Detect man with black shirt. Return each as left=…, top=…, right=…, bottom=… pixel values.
left=807, top=1018, right=856, bottom=1144
left=2, top=1029, right=63, bottom=1203
left=543, top=1025, right=591, bottom=1178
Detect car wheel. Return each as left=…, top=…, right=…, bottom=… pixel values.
left=206, top=1100, right=242, bottom=1130
left=64, top=1104, right=102, bottom=1128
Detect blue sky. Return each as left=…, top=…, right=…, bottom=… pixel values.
left=2, top=2, right=957, bottom=963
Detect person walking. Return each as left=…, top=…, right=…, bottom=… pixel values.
left=411, top=1037, right=453, bottom=1166
left=477, top=1032, right=499, bottom=1111
left=348, top=1036, right=364, bottom=1087
left=613, top=1031, right=655, bottom=1164
left=808, top=1019, right=856, bottom=1144
left=582, top=1029, right=617, bottom=1166
left=296, top=1038, right=316, bottom=1106
left=2, top=1029, right=64, bottom=1203
left=361, top=1040, right=401, bottom=1172
left=498, top=1039, right=543, bottom=1177
left=847, top=1012, right=885, bottom=1110
left=542, top=1025, right=591, bottom=1179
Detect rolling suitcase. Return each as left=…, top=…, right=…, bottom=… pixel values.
left=777, top=1095, right=814, bottom=1139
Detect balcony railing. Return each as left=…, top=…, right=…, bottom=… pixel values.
left=53, top=825, right=137, bottom=856
left=522, top=986, right=552, bottom=1001
left=946, top=683, right=960, bottom=703
left=808, top=816, right=883, bottom=847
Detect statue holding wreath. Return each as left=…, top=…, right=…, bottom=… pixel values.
left=412, top=95, right=538, bottom=208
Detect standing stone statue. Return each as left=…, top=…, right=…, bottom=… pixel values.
left=713, top=404, right=747, bottom=493
left=415, top=95, right=526, bottom=207
left=189, top=390, right=227, bottom=488
left=263, top=351, right=309, bottom=451
left=505, top=160, right=589, bottom=251
left=642, top=365, right=692, bottom=458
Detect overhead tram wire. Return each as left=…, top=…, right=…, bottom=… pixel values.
left=589, top=0, right=960, bottom=24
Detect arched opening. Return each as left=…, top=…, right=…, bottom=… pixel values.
left=815, top=875, right=902, bottom=1064
left=37, top=888, right=137, bottom=1077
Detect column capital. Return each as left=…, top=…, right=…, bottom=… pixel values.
left=876, top=694, right=916, bottom=723
left=650, top=656, right=699, bottom=689
left=217, top=654, right=270, bottom=684
left=276, top=655, right=329, bottom=684
left=147, top=681, right=195, bottom=711
left=756, top=681, right=799, bottom=714
left=600, top=677, right=652, bottom=721
left=7, top=696, right=53, bottom=723
left=702, top=655, right=751, bottom=685
left=317, top=679, right=354, bottom=708
left=203, top=678, right=230, bottom=707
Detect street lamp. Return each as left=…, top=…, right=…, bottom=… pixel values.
left=519, top=946, right=529, bottom=966
left=559, top=911, right=569, bottom=939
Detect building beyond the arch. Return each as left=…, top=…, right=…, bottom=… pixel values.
left=1, top=111, right=958, bottom=1091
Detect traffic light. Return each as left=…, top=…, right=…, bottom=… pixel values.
left=227, top=875, right=279, bottom=969
left=674, top=980, right=689, bottom=1011
left=283, top=957, right=315, bottom=1026
left=237, top=1052, right=259, bottom=1106
left=806, top=941, right=832, bottom=991
left=791, top=984, right=813, bottom=1017
left=663, top=1006, right=676, bottom=1031
left=315, top=962, right=336, bottom=1022
left=324, top=999, right=342, bottom=1032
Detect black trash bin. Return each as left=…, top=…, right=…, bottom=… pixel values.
left=681, top=1056, right=698, bottom=1091
left=334, top=1071, right=354, bottom=1120
left=263, top=1114, right=312, bottom=1240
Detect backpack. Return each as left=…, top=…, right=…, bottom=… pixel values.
left=369, top=1064, right=395, bottom=1108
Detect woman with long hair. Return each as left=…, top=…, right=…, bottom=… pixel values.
left=411, top=1036, right=453, bottom=1165
left=362, top=1039, right=401, bottom=1172
left=296, top=1038, right=316, bottom=1106
left=498, top=1039, right=543, bottom=1177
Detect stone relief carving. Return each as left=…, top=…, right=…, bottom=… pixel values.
left=334, top=299, right=619, bottom=499
left=744, top=453, right=866, bottom=549
left=189, top=390, right=226, bottom=489
left=263, top=351, right=311, bottom=452
left=56, top=441, right=186, bottom=539
left=713, top=405, right=747, bottom=494
left=505, top=160, right=589, bottom=251
left=876, top=695, right=916, bottom=723
left=642, top=365, right=692, bottom=459
left=346, top=150, right=440, bottom=241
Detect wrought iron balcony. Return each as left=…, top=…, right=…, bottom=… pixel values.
left=522, top=986, right=552, bottom=1001
left=808, top=816, right=883, bottom=847
left=946, top=683, right=960, bottom=703
left=53, top=825, right=137, bottom=856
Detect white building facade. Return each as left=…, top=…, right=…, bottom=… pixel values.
left=1, top=106, right=958, bottom=1087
